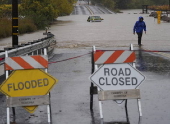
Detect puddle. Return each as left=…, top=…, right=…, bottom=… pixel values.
left=136, top=50, right=170, bottom=77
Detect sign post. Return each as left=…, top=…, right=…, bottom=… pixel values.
left=12, top=0, right=19, bottom=47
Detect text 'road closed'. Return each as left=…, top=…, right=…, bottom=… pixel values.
left=99, top=68, right=138, bottom=86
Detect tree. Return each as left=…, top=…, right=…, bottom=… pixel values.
left=0, top=4, right=12, bottom=17
left=0, top=0, right=7, bottom=4
left=52, top=0, right=74, bottom=16
left=103, top=0, right=115, bottom=10
left=19, top=0, right=74, bottom=28
left=19, top=0, right=57, bottom=28
left=91, top=0, right=170, bottom=9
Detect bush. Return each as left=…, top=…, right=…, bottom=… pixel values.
left=19, top=18, right=37, bottom=33
left=0, top=4, right=12, bottom=18
left=0, top=17, right=11, bottom=38
left=0, top=17, right=37, bottom=39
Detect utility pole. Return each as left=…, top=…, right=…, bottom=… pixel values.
left=12, top=0, right=18, bottom=47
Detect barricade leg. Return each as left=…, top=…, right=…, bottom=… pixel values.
left=90, top=47, right=95, bottom=110
left=130, top=43, right=134, bottom=51
left=125, top=100, right=130, bottom=123
left=49, top=92, right=53, bottom=122
left=90, top=83, right=94, bottom=111
left=47, top=105, right=51, bottom=123
left=44, top=48, right=52, bottom=123
left=7, top=107, right=10, bottom=124
left=137, top=99, right=142, bottom=124
left=95, top=64, right=104, bottom=122
left=12, top=107, right=16, bottom=122
left=92, top=46, right=104, bottom=122
left=98, top=87, right=104, bottom=123
left=5, top=50, right=10, bottom=124
left=130, top=44, right=143, bottom=124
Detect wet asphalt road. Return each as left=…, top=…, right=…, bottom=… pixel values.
left=1, top=1, right=170, bottom=124
left=1, top=47, right=170, bottom=124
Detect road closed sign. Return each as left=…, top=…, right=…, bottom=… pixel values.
left=90, top=63, right=145, bottom=91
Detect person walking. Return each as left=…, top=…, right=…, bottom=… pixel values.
left=133, top=16, right=146, bottom=46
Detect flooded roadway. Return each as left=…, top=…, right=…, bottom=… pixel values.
left=1, top=1, right=170, bottom=124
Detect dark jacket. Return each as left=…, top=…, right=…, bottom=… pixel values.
left=133, top=16, right=146, bottom=33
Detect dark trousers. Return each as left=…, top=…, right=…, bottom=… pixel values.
left=137, top=32, right=143, bottom=45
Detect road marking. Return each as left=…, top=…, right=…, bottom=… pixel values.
left=85, top=5, right=94, bottom=15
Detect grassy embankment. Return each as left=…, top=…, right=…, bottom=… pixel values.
left=0, top=4, right=37, bottom=39
left=0, top=17, right=37, bottom=39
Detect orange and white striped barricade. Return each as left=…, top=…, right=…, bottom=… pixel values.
left=90, top=45, right=144, bottom=124
left=0, top=47, right=58, bottom=124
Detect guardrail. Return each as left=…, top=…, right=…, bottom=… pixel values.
left=0, top=32, right=56, bottom=65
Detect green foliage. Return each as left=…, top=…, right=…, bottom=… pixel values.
left=19, top=0, right=53, bottom=29
left=102, top=0, right=115, bottom=10
left=0, top=0, right=8, bottom=5
left=0, top=0, right=74, bottom=38
left=19, top=18, right=37, bottom=34
left=0, top=0, right=21, bottom=4
left=53, top=0, right=74, bottom=16
left=0, top=5, right=12, bottom=38
left=19, top=0, right=74, bottom=29
left=0, top=4, right=12, bottom=17
left=91, top=0, right=170, bottom=9
left=0, top=17, right=38, bottom=38
left=0, top=17, right=11, bottom=38
left=114, top=0, right=129, bottom=9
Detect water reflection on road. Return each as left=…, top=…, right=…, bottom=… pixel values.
left=135, top=46, right=170, bottom=75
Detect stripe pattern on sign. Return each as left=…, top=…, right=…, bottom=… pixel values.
left=5, top=55, right=48, bottom=70
left=94, top=50, right=136, bottom=64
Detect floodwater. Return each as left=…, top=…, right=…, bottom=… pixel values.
left=1, top=7, right=170, bottom=124
left=51, top=9, right=170, bottom=50
left=0, top=9, right=170, bottom=49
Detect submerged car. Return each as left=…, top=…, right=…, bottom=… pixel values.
left=87, top=16, right=103, bottom=22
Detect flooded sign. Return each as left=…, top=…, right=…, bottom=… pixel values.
left=90, top=63, right=145, bottom=91
left=0, top=69, right=58, bottom=113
